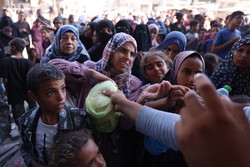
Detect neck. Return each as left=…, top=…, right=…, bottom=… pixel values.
left=41, top=112, right=59, bottom=125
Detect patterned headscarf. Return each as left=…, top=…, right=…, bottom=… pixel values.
left=211, top=38, right=250, bottom=96
left=164, top=51, right=205, bottom=85
left=95, top=32, right=137, bottom=97
left=41, top=25, right=90, bottom=63
left=156, top=31, right=187, bottom=53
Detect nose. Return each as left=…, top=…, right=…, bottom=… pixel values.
left=57, top=90, right=65, bottom=101
left=96, top=157, right=105, bottom=167
left=189, top=74, right=195, bottom=82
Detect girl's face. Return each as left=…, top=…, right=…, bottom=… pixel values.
left=110, top=42, right=135, bottom=74
left=54, top=20, right=63, bottom=29
left=41, top=30, right=49, bottom=39
left=233, top=44, right=250, bottom=68
left=150, top=28, right=158, bottom=40
left=176, top=57, right=203, bottom=90
left=77, top=139, right=106, bottom=167
left=144, top=56, right=169, bottom=83
left=60, top=31, right=78, bottom=55
left=163, top=43, right=180, bottom=60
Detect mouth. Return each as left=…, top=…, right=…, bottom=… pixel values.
left=120, top=62, right=129, bottom=68
left=57, top=103, right=65, bottom=109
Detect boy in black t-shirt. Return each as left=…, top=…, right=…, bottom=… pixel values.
left=0, top=38, right=34, bottom=127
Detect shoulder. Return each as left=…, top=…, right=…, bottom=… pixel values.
left=19, top=107, right=40, bottom=126
left=130, top=75, right=142, bottom=91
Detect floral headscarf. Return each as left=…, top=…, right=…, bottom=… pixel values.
left=164, top=51, right=205, bottom=85
left=211, top=38, right=250, bottom=96
left=41, top=25, right=90, bottom=63
left=95, top=32, right=137, bottom=97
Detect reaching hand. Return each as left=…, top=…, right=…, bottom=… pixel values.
left=176, top=73, right=250, bottom=167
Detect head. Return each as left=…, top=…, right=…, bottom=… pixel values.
left=194, top=14, right=205, bottom=28
left=115, top=19, right=133, bottom=35
left=18, top=11, right=26, bottom=22
left=175, top=12, right=184, bottom=23
left=53, top=16, right=64, bottom=29
left=228, top=11, right=245, bottom=28
left=198, top=28, right=207, bottom=40
left=141, top=51, right=172, bottom=83
left=169, top=51, right=205, bottom=90
left=26, top=63, right=66, bottom=113
left=52, top=130, right=106, bottom=167
left=36, top=9, right=42, bottom=17
left=95, top=19, right=115, bottom=45
left=229, top=38, right=250, bottom=68
left=210, top=23, right=220, bottom=39
left=96, top=32, right=137, bottom=74
left=40, top=27, right=50, bottom=40
left=156, top=31, right=187, bottom=60
left=203, top=53, right=222, bottom=77
left=54, top=25, right=81, bottom=56
left=9, top=38, right=25, bottom=55
left=3, top=26, right=12, bottom=36
left=85, top=22, right=96, bottom=38
left=189, top=19, right=199, bottom=32
left=148, top=23, right=159, bottom=41
left=68, top=14, right=75, bottom=24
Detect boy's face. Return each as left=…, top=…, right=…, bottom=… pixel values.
left=211, top=26, right=220, bottom=38
left=31, top=79, right=66, bottom=114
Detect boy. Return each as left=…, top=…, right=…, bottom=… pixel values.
left=0, top=38, right=34, bottom=127
left=19, top=63, right=93, bottom=166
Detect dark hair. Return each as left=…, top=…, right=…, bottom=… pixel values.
left=3, top=26, right=12, bottom=33
left=230, top=10, right=244, bottom=19
left=9, top=38, right=25, bottom=52
left=189, top=19, right=199, bottom=27
left=26, top=63, right=65, bottom=93
left=203, top=53, right=221, bottom=77
left=194, top=14, right=204, bottom=21
left=175, top=12, right=183, bottom=19
left=51, top=129, right=92, bottom=167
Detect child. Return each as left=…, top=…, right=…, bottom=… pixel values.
left=0, top=38, right=34, bottom=128
left=51, top=129, right=106, bottom=167
left=40, top=27, right=52, bottom=53
left=19, top=63, right=93, bottom=166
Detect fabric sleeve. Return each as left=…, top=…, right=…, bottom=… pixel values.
left=136, top=106, right=180, bottom=150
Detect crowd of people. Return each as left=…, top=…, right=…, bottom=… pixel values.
left=0, top=4, right=250, bottom=167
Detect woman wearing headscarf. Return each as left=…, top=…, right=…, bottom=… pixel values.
left=211, top=38, right=250, bottom=96
left=155, top=31, right=187, bottom=60
left=115, top=19, right=133, bottom=35
left=41, top=25, right=90, bottom=63
left=148, top=23, right=160, bottom=47
left=132, top=24, right=152, bottom=83
left=49, top=32, right=142, bottom=167
left=88, top=19, right=115, bottom=62
left=80, top=22, right=96, bottom=50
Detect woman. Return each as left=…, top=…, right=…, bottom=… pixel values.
left=115, top=19, right=133, bottom=35
left=41, top=25, right=90, bottom=63
left=211, top=38, right=250, bottom=96
left=49, top=32, right=142, bottom=167
left=52, top=130, right=106, bottom=167
left=155, top=31, right=187, bottom=60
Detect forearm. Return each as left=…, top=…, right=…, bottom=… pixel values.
left=136, top=106, right=180, bottom=150
left=144, top=98, right=168, bottom=110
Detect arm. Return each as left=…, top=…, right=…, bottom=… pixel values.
left=103, top=90, right=180, bottom=150
left=211, top=37, right=239, bottom=53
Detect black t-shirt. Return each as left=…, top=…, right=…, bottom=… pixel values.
left=0, top=57, right=32, bottom=104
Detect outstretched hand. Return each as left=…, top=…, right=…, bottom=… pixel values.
left=176, top=73, right=250, bottom=167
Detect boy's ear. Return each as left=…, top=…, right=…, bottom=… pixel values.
left=27, top=90, right=37, bottom=102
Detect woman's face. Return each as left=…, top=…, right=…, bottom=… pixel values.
left=144, top=56, right=169, bottom=83
left=110, top=42, right=135, bottom=74
left=150, top=28, right=158, bottom=40
left=163, top=43, right=180, bottom=60
left=233, top=44, right=250, bottom=68
left=76, top=139, right=106, bottom=167
left=60, top=31, right=78, bottom=55
left=176, top=57, right=203, bottom=90
left=85, top=25, right=93, bottom=38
